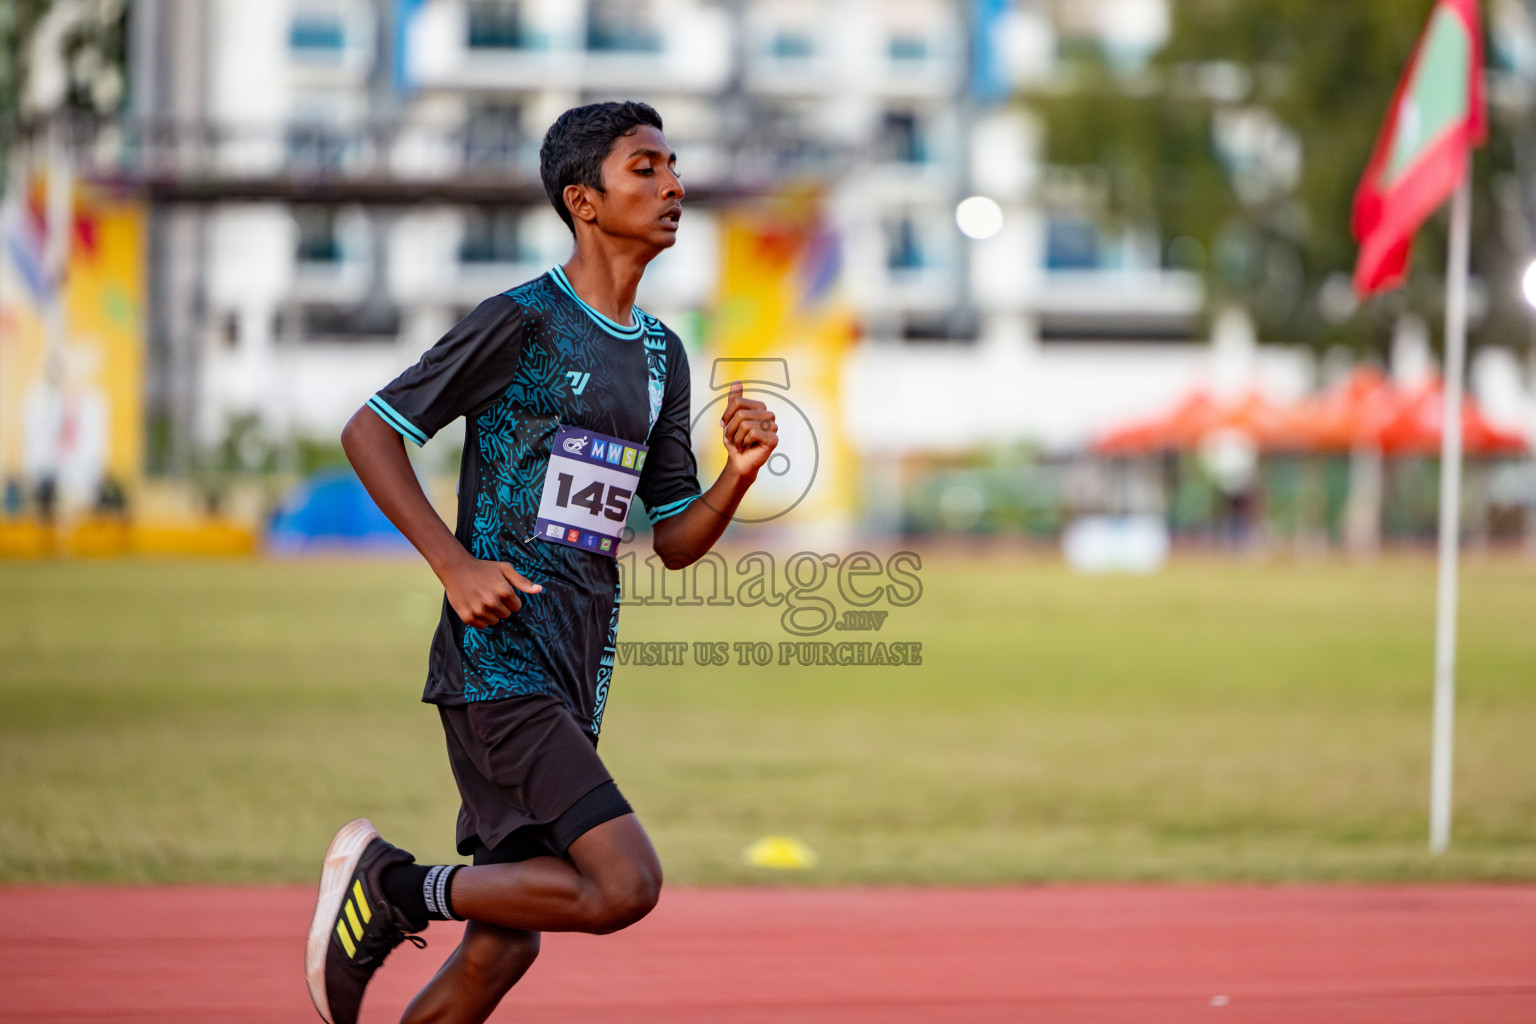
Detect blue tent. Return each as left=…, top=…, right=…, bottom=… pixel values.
left=267, top=469, right=414, bottom=555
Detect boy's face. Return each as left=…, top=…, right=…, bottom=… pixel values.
left=572, top=125, right=684, bottom=250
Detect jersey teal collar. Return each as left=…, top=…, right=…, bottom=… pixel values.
left=548, top=265, right=645, bottom=341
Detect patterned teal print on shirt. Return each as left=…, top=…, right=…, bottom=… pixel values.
left=367, top=268, right=701, bottom=731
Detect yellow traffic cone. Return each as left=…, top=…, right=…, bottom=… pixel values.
left=742, top=836, right=818, bottom=870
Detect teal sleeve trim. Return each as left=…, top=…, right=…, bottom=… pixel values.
left=367, top=395, right=428, bottom=447
left=647, top=494, right=700, bottom=524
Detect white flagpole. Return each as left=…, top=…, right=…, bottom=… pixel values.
left=1429, top=170, right=1472, bottom=855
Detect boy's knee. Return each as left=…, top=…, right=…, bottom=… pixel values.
left=459, top=930, right=540, bottom=989
left=585, top=869, right=661, bottom=934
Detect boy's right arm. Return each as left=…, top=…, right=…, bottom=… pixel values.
left=342, top=407, right=541, bottom=628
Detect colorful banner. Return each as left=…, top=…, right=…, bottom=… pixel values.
left=704, top=195, right=859, bottom=534
left=0, top=176, right=145, bottom=518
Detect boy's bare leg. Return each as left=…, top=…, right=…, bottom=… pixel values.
left=447, top=814, right=662, bottom=935
left=395, top=815, right=657, bottom=1024
left=398, top=922, right=540, bottom=1024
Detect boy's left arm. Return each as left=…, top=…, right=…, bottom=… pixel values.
left=652, top=382, right=776, bottom=569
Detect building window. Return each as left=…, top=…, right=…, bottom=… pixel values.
left=887, top=36, right=928, bottom=63
left=460, top=209, right=529, bottom=264
left=286, top=122, right=354, bottom=173
left=770, top=30, right=815, bottom=59
left=885, top=217, right=926, bottom=271
left=902, top=314, right=978, bottom=343
left=301, top=303, right=401, bottom=341
left=463, top=103, right=524, bottom=171
left=586, top=0, right=660, bottom=52
left=295, top=207, right=343, bottom=263
left=878, top=111, right=928, bottom=165
left=467, top=0, right=523, bottom=48
left=290, top=15, right=346, bottom=54
left=1045, top=216, right=1101, bottom=270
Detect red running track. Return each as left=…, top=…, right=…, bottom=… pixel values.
left=3, top=885, right=1534, bottom=1023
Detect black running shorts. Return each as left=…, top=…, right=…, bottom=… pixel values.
left=439, top=693, right=633, bottom=863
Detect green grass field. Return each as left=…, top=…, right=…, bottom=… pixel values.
left=2, top=553, right=1534, bottom=885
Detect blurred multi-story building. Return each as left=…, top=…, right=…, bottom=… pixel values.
left=119, top=0, right=1314, bottom=471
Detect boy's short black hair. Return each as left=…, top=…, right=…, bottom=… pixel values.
left=539, top=101, right=664, bottom=235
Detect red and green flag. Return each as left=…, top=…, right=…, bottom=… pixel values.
left=1352, top=0, right=1486, bottom=296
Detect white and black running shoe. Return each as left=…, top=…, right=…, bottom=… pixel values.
left=305, top=819, right=423, bottom=1024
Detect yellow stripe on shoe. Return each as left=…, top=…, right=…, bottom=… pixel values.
left=336, top=919, right=357, bottom=957
left=345, top=900, right=364, bottom=942
left=353, top=880, right=372, bottom=923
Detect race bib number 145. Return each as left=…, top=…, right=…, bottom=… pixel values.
left=534, top=425, right=647, bottom=558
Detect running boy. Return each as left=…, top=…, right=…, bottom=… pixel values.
left=305, top=101, right=778, bottom=1024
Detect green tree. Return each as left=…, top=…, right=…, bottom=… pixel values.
left=1029, top=0, right=1531, bottom=354
left=0, top=2, right=50, bottom=160
left=1, top=0, right=126, bottom=170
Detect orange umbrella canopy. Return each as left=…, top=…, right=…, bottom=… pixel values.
left=1376, top=376, right=1528, bottom=456
left=1290, top=367, right=1402, bottom=450
left=1095, top=390, right=1309, bottom=454
left=1094, top=392, right=1216, bottom=454
left=1095, top=369, right=1529, bottom=457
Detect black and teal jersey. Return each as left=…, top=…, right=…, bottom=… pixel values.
left=367, top=266, right=702, bottom=734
